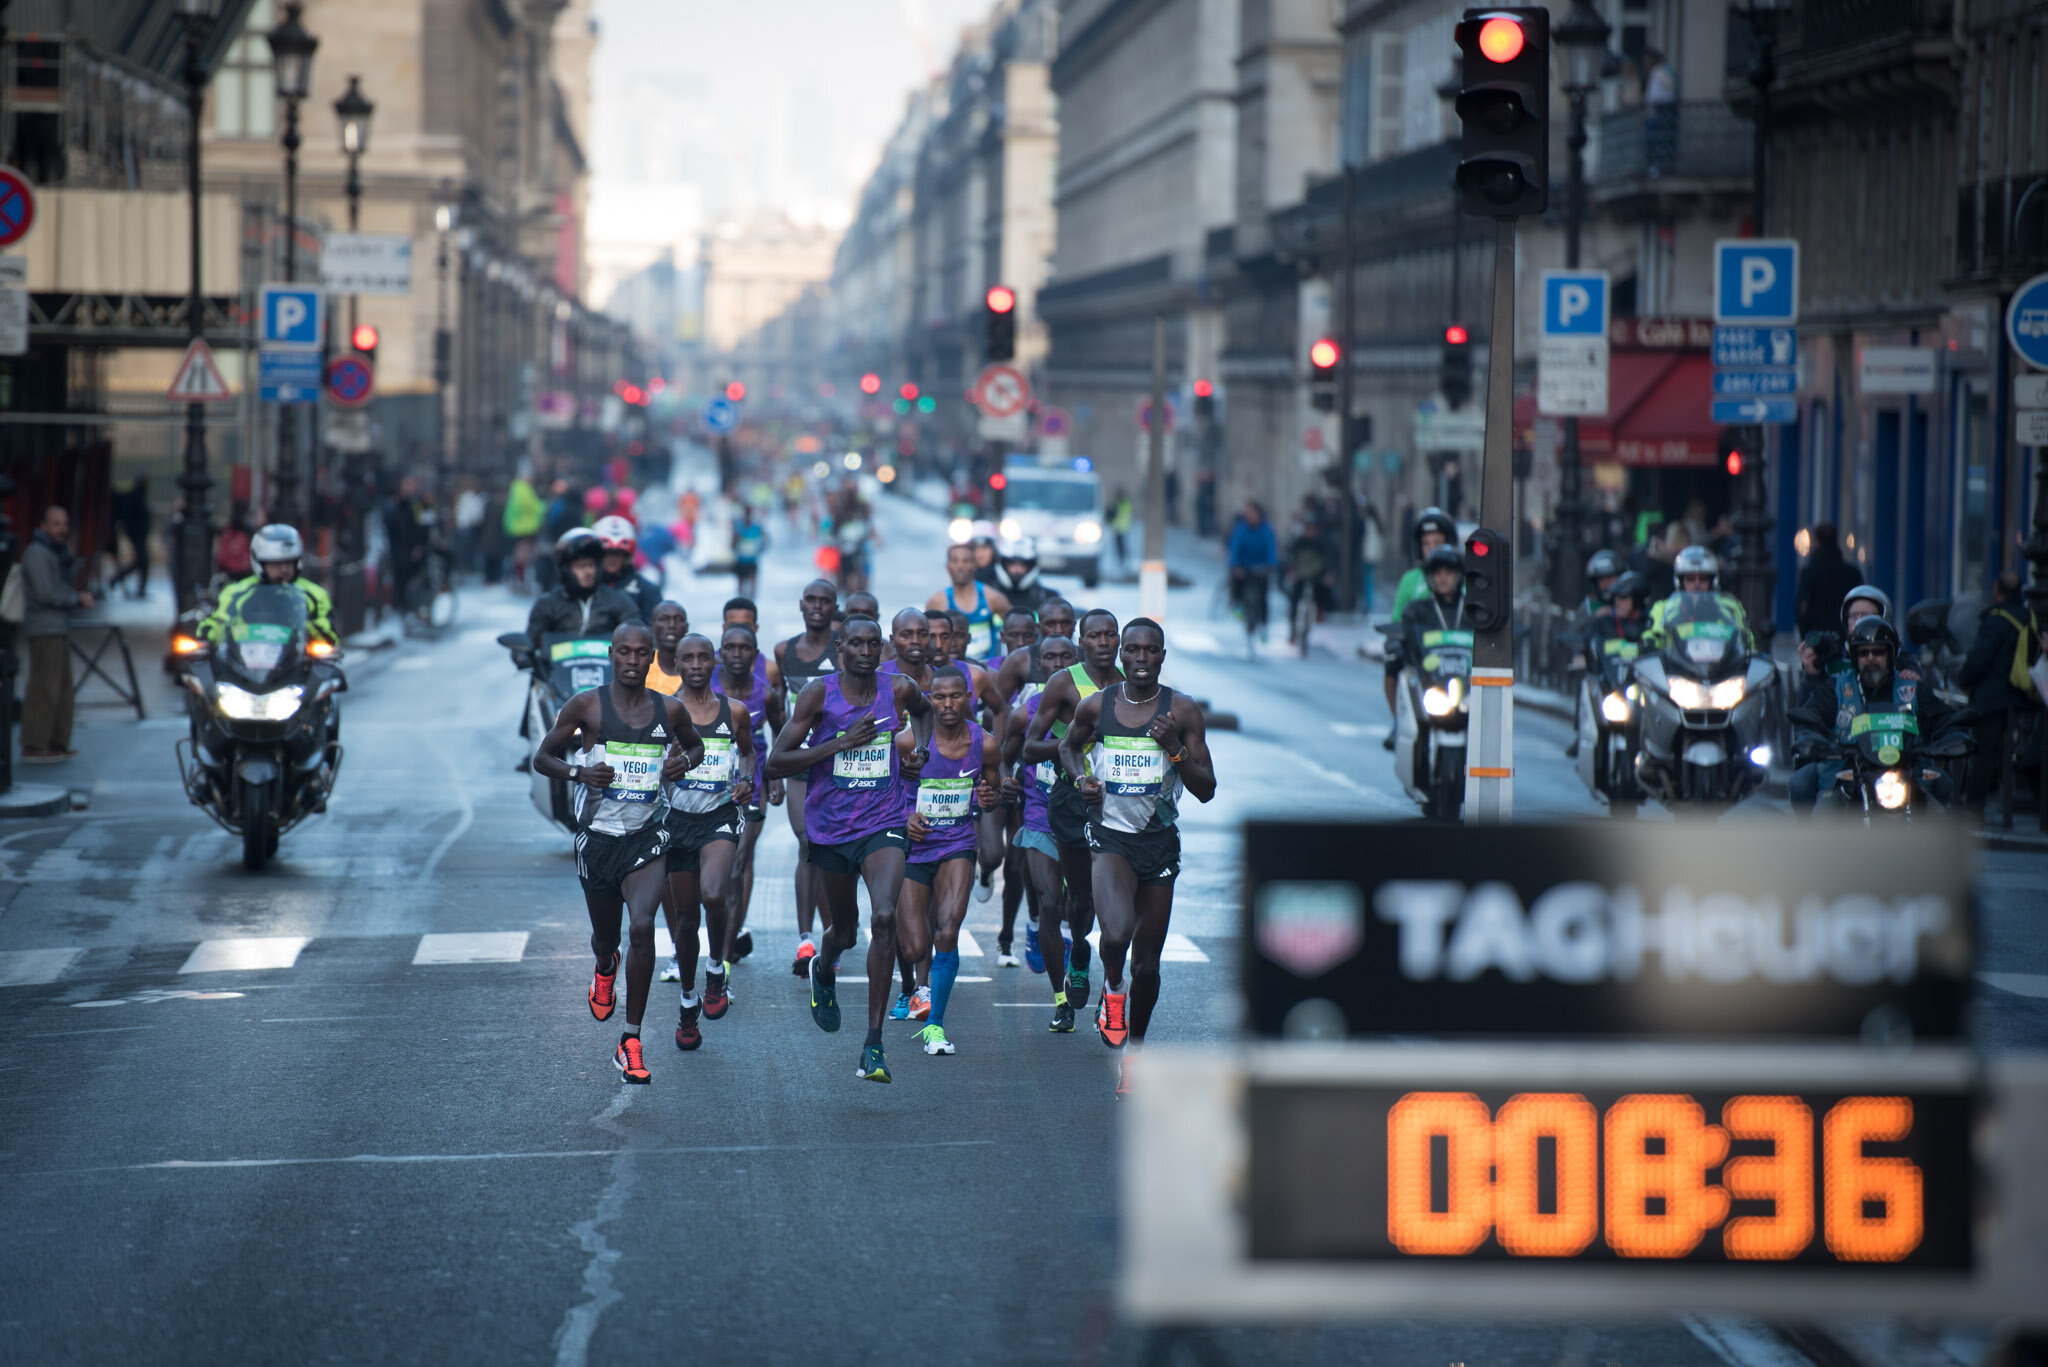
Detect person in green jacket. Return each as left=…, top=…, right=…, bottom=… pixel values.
left=1383, top=507, right=1458, bottom=748
left=503, top=475, right=547, bottom=589
left=1642, top=545, right=1753, bottom=652
left=200, top=523, right=336, bottom=645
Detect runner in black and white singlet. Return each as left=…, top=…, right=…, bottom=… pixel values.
left=711, top=618, right=783, bottom=971
left=1000, top=634, right=1078, bottom=1018
left=1060, top=618, right=1216, bottom=1098
left=773, top=579, right=840, bottom=975
left=533, top=622, right=705, bottom=1085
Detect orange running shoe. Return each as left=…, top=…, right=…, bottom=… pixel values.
left=1096, top=989, right=1128, bottom=1048
left=791, top=940, right=817, bottom=977
left=614, top=1034, right=650, bottom=1084
left=909, top=985, right=931, bottom=1021
left=589, top=961, right=618, bottom=1021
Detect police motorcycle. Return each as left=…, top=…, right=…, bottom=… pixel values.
left=1632, top=592, right=1777, bottom=808
left=1385, top=556, right=1473, bottom=821
left=1808, top=618, right=1971, bottom=822
left=497, top=630, right=613, bottom=833
left=172, top=584, right=346, bottom=871
left=1574, top=638, right=1646, bottom=817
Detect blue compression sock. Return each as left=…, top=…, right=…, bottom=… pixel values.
left=929, top=950, right=961, bottom=1028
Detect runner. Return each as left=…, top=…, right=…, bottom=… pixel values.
left=1060, top=618, right=1216, bottom=1096
left=650, top=600, right=693, bottom=983
left=882, top=608, right=940, bottom=1021
left=991, top=595, right=1074, bottom=968
left=990, top=596, right=1077, bottom=704
left=773, top=579, right=840, bottom=975
left=846, top=591, right=890, bottom=660
left=710, top=622, right=783, bottom=972
left=985, top=606, right=1040, bottom=961
left=896, top=666, right=1002, bottom=1056
left=662, top=634, right=757, bottom=1048
left=928, top=610, right=1013, bottom=907
left=1001, top=634, right=1078, bottom=993
left=766, top=615, right=934, bottom=1083
left=532, top=621, right=706, bottom=1084
left=990, top=606, right=1040, bottom=676
left=1021, top=608, right=1124, bottom=1020
left=926, top=542, right=1010, bottom=664
left=722, top=596, right=760, bottom=635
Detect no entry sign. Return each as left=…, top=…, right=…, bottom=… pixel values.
left=0, top=167, right=37, bottom=248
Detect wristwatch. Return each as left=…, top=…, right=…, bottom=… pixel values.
left=569, top=764, right=583, bottom=783
left=1165, top=746, right=1189, bottom=765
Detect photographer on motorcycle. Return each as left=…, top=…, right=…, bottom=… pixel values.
left=200, top=524, right=336, bottom=646
left=593, top=515, right=662, bottom=622
left=1786, top=614, right=1958, bottom=813
left=1591, top=571, right=1649, bottom=650
left=1642, top=546, right=1754, bottom=652
left=527, top=529, right=638, bottom=653
left=1383, top=508, right=1459, bottom=747
left=1391, top=545, right=1468, bottom=673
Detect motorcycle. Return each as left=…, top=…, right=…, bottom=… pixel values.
left=1823, top=710, right=1971, bottom=822
left=500, top=631, right=614, bottom=833
left=172, top=583, right=345, bottom=871
left=1387, top=620, right=1471, bottom=821
left=1574, top=634, right=1644, bottom=817
left=1631, top=593, right=1778, bottom=808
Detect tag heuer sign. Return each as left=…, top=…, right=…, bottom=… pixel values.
left=1254, top=882, right=1364, bottom=979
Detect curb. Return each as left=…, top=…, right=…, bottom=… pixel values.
left=0, top=782, right=70, bottom=819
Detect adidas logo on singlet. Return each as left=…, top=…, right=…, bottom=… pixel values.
left=651, top=725, right=667, bottom=738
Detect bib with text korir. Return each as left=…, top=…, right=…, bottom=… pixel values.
left=915, top=775, right=974, bottom=827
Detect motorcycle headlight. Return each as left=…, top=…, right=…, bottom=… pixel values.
left=1665, top=676, right=1707, bottom=709
left=1422, top=686, right=1455, bottom=717
left=948, top=518, right=974, bottom=543
left=1600, top=691, right=1631, bottom=724
left=1708, top=676, right=1747, bottom=709
left=216, top=682, right=304, bottom=721
left=1874, top=769, right=1910, bottom=810
left=1075, top=520, right=1102, bottom=544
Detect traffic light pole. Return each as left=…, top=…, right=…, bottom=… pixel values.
left=1141, top=313, right=1169, bottom=624
left=1335, top=161, right=1359, bottom=615
left=1466, top=216, right=1519, bottom=824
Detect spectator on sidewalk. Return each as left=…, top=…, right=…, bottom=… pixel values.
left=114, top=476, right=152, bottom=599
left=19, top=505, right=94, bottom=762
left=1793, top=523, right=1865, bottom=638
left=216, top=501, right=254, bottom=580
left=1109, top=487, right=1134, bottom=570
left=1361, top=502, right=1385, bottom=613
left=1960, top=572, right=2041, bottom=815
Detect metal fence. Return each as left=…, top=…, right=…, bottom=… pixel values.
left=1594, top=102, right=1751, bottom=184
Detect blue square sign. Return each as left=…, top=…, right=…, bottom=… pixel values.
left=261, top=285, right=323, bottom=349
left=1714, top=240, right=1799, bottom=325
left=1541, top=270, right=1609, bottom=337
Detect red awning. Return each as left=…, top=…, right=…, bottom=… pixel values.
left=1514, top=353, right=1721, bottom=468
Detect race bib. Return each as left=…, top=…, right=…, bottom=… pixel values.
left=1035, top=759, right=1058, bottom=788
left=915, top=776, right=974, bottom=826
left=681, top=737, right=734, bottom=791
left=1601, top=638, right=1640, bottom=659
left=598, top=741, right=664, bottom=802
left=1431, top=650, right=1471, bottom=678
left=1098, top=735, right=1166, bottom=796
left=831, top=735, right=893, bottom=789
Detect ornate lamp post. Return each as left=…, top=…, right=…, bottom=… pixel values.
left=1733, top=0, right=1788, bottom=640
left=176, top=0, right=219, bottom=613
left=265, top=1, right=317, bottom=528
left=1552, top=0, right=1612, bottom=614
left=333, top=75, right=372, bottom=334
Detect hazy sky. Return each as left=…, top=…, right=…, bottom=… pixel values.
left=588, top=0, right=995, bottom=230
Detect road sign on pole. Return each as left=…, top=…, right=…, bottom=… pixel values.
left=703, top=396, right=738, bottom=433
left=1714, top=239, right=1800, bottom=324
left=259, top=349, right=322, bottom=403
left=1537, top=269, right=1609, bottom=416
left=1712, top=245, right=1799, bottom=426
left=970, top=363, right=1030, bottom=419
left=325, top=354, right=375, bottom=408
left=166, top=339, right=233, bottom=403
left=260, top=285, right=324, bottom=349
left=2005, top=271, right=2048, bottom=371
left=0, top=167, right=37, bottom=248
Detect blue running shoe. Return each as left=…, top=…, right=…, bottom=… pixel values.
left=856, top=1043, right=892, bottom=1083
left=1024, top=921, right=1044, bottom=974
left=890, top=991, right=912, bottom=1021
left=808, top=955, right=840, bottom=1034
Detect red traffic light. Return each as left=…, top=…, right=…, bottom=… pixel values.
left=985, top=285, right=1017, bottom=314
left=1477, top=15, right=1526, bottom=62
left=1445, top=324, right=1470, bottom=345
left=860, top=372, right=882, bottom=395
left=1726, top=450, right=1744, bottom=476
left=725, top=381, right=746, bottom=402
left=350, top=323, right=379, bottom=353
left=1470, top=537, right=1491, bottom=556
left=1192, top=379, right=1214, bottom=398
left=1308, top=338, right=1341, bottom=369
left=899, top=382, right=919, bottom=401
left=989, top=472, right=1007, bottom=491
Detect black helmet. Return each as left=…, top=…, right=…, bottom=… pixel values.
left=1423, top=544, right=1464, bottom=576
left=554, top=528, right=604, bottom=585
left=1586, top=549, right=1625, bottom=582
left=1840, top=584, right=1893, bottom=629
left=1412, top=507, right=1457, bottom=559
left=1845, top=614, right=1900, bottom=664
left=1609, top=570, right=1648, bottom=605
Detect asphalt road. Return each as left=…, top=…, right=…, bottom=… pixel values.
left=0, top=484, right=2042, bottom=1366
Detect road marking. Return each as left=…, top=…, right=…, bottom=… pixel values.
left=414, top=932, right=528, bottom=965
left=1978, top=971, right=2048, bottom=999
left=652, top=927, right=714, bottom=959
left=1327, top=721, right=1388, bottom=739
left=178, top=936, right=310, bottom=974
left=0, top=947, right=82, bottom=986
left=956, top=975, right=992, bottom=983
left=1074, top=930, right=1209, bottom=963
left=958, top=928, right=983, bottom=957
left=555, top=1089, right=636, bottom=1367
left=1173, top=628, right=1223, bottom=654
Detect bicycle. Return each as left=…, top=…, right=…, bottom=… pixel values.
left=1232, top=570, right=1270, bottom=659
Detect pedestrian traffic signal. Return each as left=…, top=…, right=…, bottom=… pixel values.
left=1463, top=527, right=1513, bottom=632
left=350, top=322, right=379, bottom=361
left=1721, top=429, right=1745, bottom=476
left=1309, top=338, right=1340, bottom=411
left=860, top=372, right=882, bottom=395
left=899, top=382, right=919, bottom=402
left=1441, top=325, right=1474, bottom=409
left=1454, top=7, right=1549, bottom=217
left=725, top=380, right=746, bottom=402
left=985, top=285, right=1017, bottom=362
left=1193, top=378, right=1216, bottom=421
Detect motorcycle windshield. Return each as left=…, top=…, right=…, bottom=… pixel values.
left=225, top=584, right=309, bottom=684
left=546, top=636, right=613, bottom=697
left=1848, top=709, right=1919, bottom=764
left=1661, top=594, right=1742, bottom=675
left=1414, top=626, right=1473, bottom=680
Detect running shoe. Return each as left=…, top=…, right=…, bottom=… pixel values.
left=997, top=941, right=1021, bottom=968
left=703, top=971, right=730, bottom=1020
left=1096, top=989, right=1128, bottom=1048
left=975, top=867, right=995, bottom=903
left=890, top=992, right=912, bottom=1021
left=675, top=1003, right=702, bottom=1051
left=1066, top=963, right=1090, bottom=1013
left=659, top=956, right=682, bottom=983
left=1115, top=1054, right=1133, bottom=1099
left=856, top=1043, right=892, bottom=1083
left=917, top=1023, right=955, bottom=1056
left=1048, top=993, right=1075, bottom=1034
left=1023, top=921, right=1044, bottom=974
left=733, top=930, right=754, bottom=962
left=909, top=986, right=931, bottom=1021
left=615, top=1035, right=650, bottom=1084
left=589, top=961, right=618, bottom=1021
left=808, top=955, right=840, bottom=1033
left=791, top=940, right=816, bottom=977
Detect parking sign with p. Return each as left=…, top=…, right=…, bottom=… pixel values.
left=1542, top=270, right=1608, bottom=336
left=1714, top=240, right=1800, bottom=325
left=262, top=285, right=323, bottom=349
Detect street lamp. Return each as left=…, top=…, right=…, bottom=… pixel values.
left=1551, top=0, right=1611, bottom=615
left=433, top=196, right=455, bottom=497
left=333, top=75, right=373, bottom=336
left=177, top=0, right=218, bottom=616
left=1733, top=0, right=1789, bottom=642
left=266, top=1, right=316, bottom=527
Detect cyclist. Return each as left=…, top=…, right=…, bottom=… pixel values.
left=1225, top=501, right=1278, bottom=648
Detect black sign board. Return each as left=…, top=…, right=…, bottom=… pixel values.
left=1242, top=821, right=1972, bottom=1040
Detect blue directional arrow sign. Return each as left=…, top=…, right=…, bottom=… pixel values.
left=2006, top=272, right=2048, bottom=371
left=703, top=396, right=738, bottom=433
left=1712, top=396, right=1797, bottom=425
left=1713, top=370, right=1798, bottom=397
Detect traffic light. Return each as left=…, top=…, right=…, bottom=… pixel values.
left=1192, top=378, right=1216, bottom=421
left=916, top=394, right=936, bottom=415
left=984, top=285, right=1017, bottom=362
left=1453, top=8, right=1549, bottom=218
left=899, top=382, right=919, bottom=402
left=1440, top=324, right=1473, bottom=409
left=350, top=322, right=379, bottom=363
left=1720, top=429, right=1744, bottom=476
left=1309, top=338, right=1340, bottom=412
left=1462, top=527, right=1513, bottom=632
left=724, top=380, right=746, bottom=402
left=859, top=372, right=882, bottom=395
left=432, top=327, right=451, bottom=385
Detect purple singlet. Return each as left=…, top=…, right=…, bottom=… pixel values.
left=1018, top=692, right=1053, bottom=834
left=712, top=662, right=773, bottom=807
left=908, top=719, right=983, bottom=864
left=803, top=673, right=901, bottom=845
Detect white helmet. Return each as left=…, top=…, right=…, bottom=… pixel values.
left=592, top=515, right=637, bottom=552
left=1674, top=545, right=1720, bottom=586
left=250, top=524, right=304, bottom=565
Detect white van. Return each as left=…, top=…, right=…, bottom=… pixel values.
left=996, top=460, right=1104, bottom=588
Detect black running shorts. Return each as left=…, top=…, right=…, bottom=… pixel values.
left=808, top=827, right=908, bottom=875
left=1085, top=822, right=1180, bottom=886
left=575, top=823, right=671, bottom=896
left=1048, top=781, right=1090, bottom=850
left=665, top=804, right=743, bottom=873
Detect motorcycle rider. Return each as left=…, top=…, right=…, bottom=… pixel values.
left=593, top=515, right=662, bottom=622
left=199, top=524, right=336, bottom=646
left=1564, top=550, right=1629, bottom=758
left=1642, top=546, right=1754, bottom=651
left=1796, top=585, right=1910, bottom=715
left=527, top=529, right=639, bottom=651
left=1389, top=544, right=1468, bottom=689
left=991, top=536, right=1053, bottom=618
left=1787, top=614, right=1958, bottom=812
left=1592, top=570, right=1650, bottom=648
left=1384, top=507, right=1458, bottom=748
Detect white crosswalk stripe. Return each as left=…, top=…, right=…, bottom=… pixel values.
left=178, top=937, right=310, bottom=974
left=0, top=948, right=83, bottom=987
left=1077, top=929, right=1209, bottom=963
left=413, top=932, right=528, bottom=965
